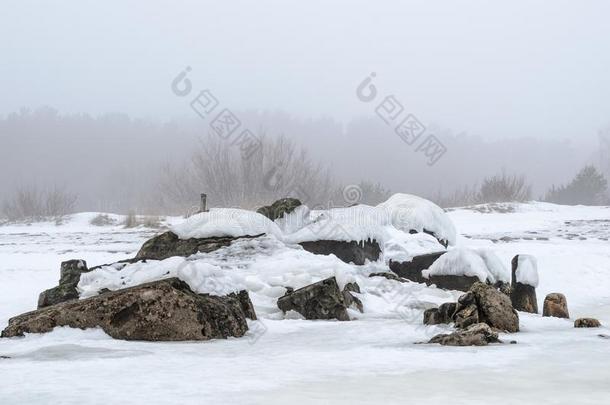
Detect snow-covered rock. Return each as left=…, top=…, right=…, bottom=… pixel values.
left=422, top=248, right=509, bottom=285
left=513, top=254, right=539, bottom=287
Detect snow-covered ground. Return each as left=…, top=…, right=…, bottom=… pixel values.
left=1, top=204, right=610, bottom=404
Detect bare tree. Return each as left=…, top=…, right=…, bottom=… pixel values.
left=158, top=133, right=340, bottom=213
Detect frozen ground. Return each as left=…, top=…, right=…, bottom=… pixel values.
left=1, top=205, right=610, bottom=404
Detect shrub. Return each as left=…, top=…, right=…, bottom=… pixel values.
left=545, top=165, right=608, bottom=205
left=1, top=185, right=77, bottom=222
left=478, top=171, right=531, bottom=203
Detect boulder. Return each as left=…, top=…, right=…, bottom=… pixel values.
left=38, top=260, right=89, bottom=308
left=2, top=278, right=250, bottom=341
left=574, top=318, right=601, bottom=328
left=389, top=251, right=445, bottom=283
left=543, top=293, right=570, bottom=319
left=277, top=277, right=352, bottom=321
left=428, top=323, right=501, bottom=346
left=423, top=302, right=457, bottom=325
left=510, top=255, right=538, bottom=313
left=299, top=239, right=381, bottom=265
left=256, top=198, right=302, bottom=221
left=228, top=290, right=257, bottom=320
left=453, top=292, right=480, bottom=329
left=469, top=282, right=519, bottom=333
left=135, top=231, right=262, bottom=261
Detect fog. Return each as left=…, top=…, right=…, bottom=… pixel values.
left=1, top=1, right=609, bottom=213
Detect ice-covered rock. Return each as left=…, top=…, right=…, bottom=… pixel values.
left=276, top=277, right=353, bottom=321
left=3, top=278, right=252, bottom=341
left=256, top=198, right=302, bottom=222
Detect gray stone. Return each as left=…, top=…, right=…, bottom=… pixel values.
left=135, top=231, right=262, bottom=261
left=256, top=198, right=302, bottom=221
left=277, top=277, right=351, bottom=321
left=423, top=302, right=457, bottom=325
left=38, top=260, right=89, bottom=308
left=428, top=323, right=501, bottom=346
left=3, top=278, right=250, bottom=341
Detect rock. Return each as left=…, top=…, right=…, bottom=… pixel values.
left=299, top=239, right=381, bottom=265
left=543, top=293, right=570, bottom=319
left=38, top=260, right=89, bottom=308
left=510, top=255, right=538, bottom=313
left=276, top=277, right=351, bottom=321
left=453, top=292, right=480, bottom=329
left=342, top=282, right=363, bottom=313
left=368, top=272, right=407, bottom=282
left=469, top=282, right=519, bottom=333
left=135, top=231, right=262, bottom=261
left=425, top=274, right=481, bottom=292
left=256, top=198, right=302, bottom=221
left=389, top=252, right=446, bottom=283
left=423, top=302, right=457, bottom=325
left=428, top=323, right=501, bottom=346
left=227, top=290, right=257, bottom=320
left=574, top=318, right=600, bottom=328
left=2, top=278, right=250, bottom=341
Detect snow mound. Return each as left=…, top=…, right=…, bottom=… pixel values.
left=377, top=193, right=457, bottom=246
left=381, top=228, right=446, bottom=263
left=422, top=248, right=509, bottom=284
left=171, top=208, right=282, bottom=239
left=515, top=254, right=539, bottom=287
left=283, top=205, right=390, bottom=243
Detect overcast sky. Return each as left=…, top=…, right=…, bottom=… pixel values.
left=2, top=0, right=609, bottom=143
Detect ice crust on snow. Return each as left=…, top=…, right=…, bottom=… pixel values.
left=515, top=254, right=539, bottom=287
left=422, top=248, right=509, bottom=284
left=171, top=208, right=282, bottom=239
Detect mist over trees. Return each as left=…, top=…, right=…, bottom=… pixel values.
left=0, top=107, right=606, bottom=219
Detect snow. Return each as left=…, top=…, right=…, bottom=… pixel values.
left=378, top=193, right=457, bottom=246
left=171, top=208, right=282, bottom=239
left=422, top=248, right=489, bottom=282
left=515, top=254, right=539, bottom=287
left=2, top=203, right=610, bottom=403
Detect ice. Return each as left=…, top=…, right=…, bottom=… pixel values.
left=515, top=254, right=539, bottom=287
left=2, top=203, right=610, bottom=403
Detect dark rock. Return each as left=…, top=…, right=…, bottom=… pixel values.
left=574, top=318, right=601, bottom=328
left=368, top=272, right=407, bottom=282
left=510, top=255, right=538, bottom=313
left=135, top=231, right=262, bottom=261
left=543, top=293, right=569, bottom=319
left=423, top=302, right=457, bottom=325
left=299, top=239, right=381, bottom=265
left=425, top=274, right=481, bottom=292
left=256, top=198, right=302, bottom=221
left=453, top=292, right=480, bottom=329
left=276, top=277, right=351, bottom=321
left=342, top=283, right=363, bottom=313
left=389, top=251, right=446, bottom=283
left=227, top=290, right=257, bottom=320
left=494, top=281, right=512, bottom=296
left=38, top=260, right=89, bottom=308
left=3, top=278, right=249, bottom=341
left=428, top=323, right=501, bottom=346
left=469, top=282, right=519, bottom=333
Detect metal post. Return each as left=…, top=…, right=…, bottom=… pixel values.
left=200, top=193, right=208, bottom=213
